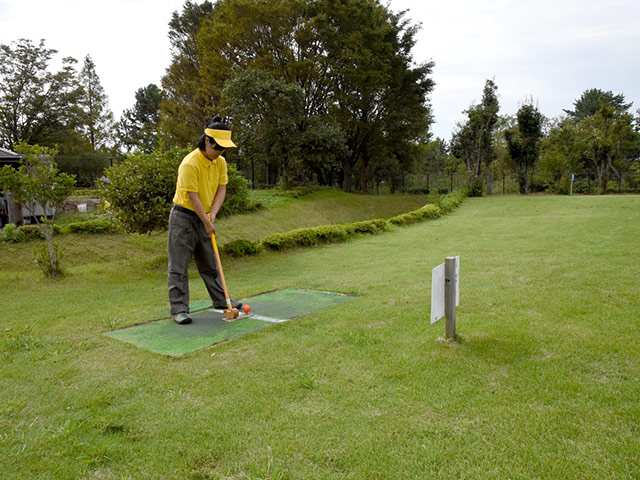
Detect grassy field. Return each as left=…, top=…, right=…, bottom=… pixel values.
left=1, top=194, right=639, bottom=479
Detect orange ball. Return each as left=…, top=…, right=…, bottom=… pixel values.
left=243, top=304, right=251, bottom=314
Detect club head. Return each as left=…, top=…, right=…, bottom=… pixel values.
left=224, top=308, right=239, bottom=320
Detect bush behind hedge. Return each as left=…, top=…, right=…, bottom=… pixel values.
left=1, top=219, right=122, bottom=242
left=99, top=148, right=253, bottom=234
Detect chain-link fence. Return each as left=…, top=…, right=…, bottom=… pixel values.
left=237, top=168, right=640, bottom=195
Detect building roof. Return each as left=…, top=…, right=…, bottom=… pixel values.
left=0, top=147, right=21, bottom=162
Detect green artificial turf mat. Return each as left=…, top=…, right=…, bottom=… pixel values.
left=104, top=288, right=357, bottom=356
left=246, top=288, right=356, bottom=320
left=104, top=311, right=270, bottom=357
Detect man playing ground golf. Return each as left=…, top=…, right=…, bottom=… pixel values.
left=168, top=116, right=242, bottom=325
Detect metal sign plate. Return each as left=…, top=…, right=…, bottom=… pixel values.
left=431, top=262, right=445, bottom=323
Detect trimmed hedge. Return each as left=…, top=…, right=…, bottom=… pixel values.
left=344, top=218, right=388, bottom=235
left=437, top=190, right=466, bottom=213
left=389, top=204, right=442, bottom=226
left=63, top=219, right=122, bottom=234
left=388, top=190, right=467, bottom=227
left=1, top=219, right=122, bottom=242
left=225, top=191, right=466, bottom=255
left=261, top=218, right=387, bottom=251
left=14, top=224, right=63, bottom=241
left=220, top=239, right=261, bottom=257
left=262, top=224, right=349, bottom=251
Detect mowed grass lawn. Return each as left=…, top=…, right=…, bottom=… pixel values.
left=1, top=194, right=639, bottom=479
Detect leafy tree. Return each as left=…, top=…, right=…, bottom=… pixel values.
left=222, top=69, right=345, bottom=187
left=197, top=0, right=339, bottom=187
left=491, top=115, right=516, bottom=189
left=117, top=84, right=165, bottom=153
left=630, top=158, right=640, bottom=190
left=0, top=39, right=83, bottom=150
left=313, top=0, right=434, bottom=191
left=451, top=79, right=500, bottom=194
left=578, top=103, right=640, bottom=192
left=160, top=1, right=214, bottom=147
left=161, top=0, right=433, bottom=191
left=564, top=88, right=633, bottom=121
left=538, top=118, right=584, bottom=193
left=540, top=103, right=640, bottom=194
left=0, top=142, right=75, bottom=277
left=505, top=102, right=544, bottom=194
left=450, top=123, right=473, bottom=176
left=78, top=55, right=114, bottom=150
left=417, top=138, right=449, bottom=175
left=222, top=69, right=304, bottom=187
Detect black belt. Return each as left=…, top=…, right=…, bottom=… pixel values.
left=172, top=204, right=198, bottom=217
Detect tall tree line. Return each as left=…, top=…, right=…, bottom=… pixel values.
left=159, top=0, right=435, bottom=191
left=3, top=14, right=637, bottom=195
left=0, top=39, right=113, bottom=154
left=444, top=83, right=640, bottom=195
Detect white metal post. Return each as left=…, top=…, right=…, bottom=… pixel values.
left=444, top=256, right=457, bottom=339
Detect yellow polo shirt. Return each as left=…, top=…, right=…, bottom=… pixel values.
left=173, top=148, right=229, bottom=212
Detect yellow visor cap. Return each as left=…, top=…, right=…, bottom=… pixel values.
left=205, top=128, right=237, bottom=148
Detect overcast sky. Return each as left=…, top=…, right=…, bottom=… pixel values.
left=1, top=0, right=639, bottom=140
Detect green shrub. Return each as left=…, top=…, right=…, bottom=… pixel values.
left=13, top=224, right=63, bottom=242
left=63, top=219, right=122, bottom=234
left=17, top=225, right=44, bottom=241
left=261, top=219, right=390, bottom=253
left=100, top=148, right=253, bottom=234
left=389, top=204, right=442, bottom=226
left=468, top=178, right=484, bottom=197
left=437, top=190, right=466, bottom=213
left=389, top=212, right=415, bottom=226
left=1, top=223, right=21, bottom=242
left=343, top=218, right=388, bottom=235
left=418, top=204, right=442, bottom=219
left=99, top=148, right=186, bottom=234
left=1, top=219, right=122, bottom=241
left=262, top=224, right=348, bottom=251
left=18, top=225, right=44, bottom=242
left=221, top=239, right=261, bottom=257
left=218, top=163, right=253, bottom=217
left=261, top=232, right=287, bottom=251
left=309, top=225, right=348, bottom=244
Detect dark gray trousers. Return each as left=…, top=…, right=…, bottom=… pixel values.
left=167, top=207, right=225, bottom=314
